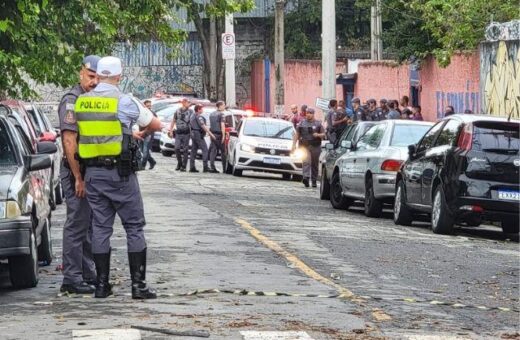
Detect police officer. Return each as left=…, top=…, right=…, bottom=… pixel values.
left=189, top=104, right=215, bottom=172
left=292, top=108, right=326, bottom=188
left=169, top=98, right=192, bottom=171
left=325, top=99, right=338, bottom=143
left=58, top=55, right=99, bottom=294
left=352, top=97, right=370, bottom=121
left=75, top=56, right=161, bottom=299
left=208, top=101, right=226, bottom=173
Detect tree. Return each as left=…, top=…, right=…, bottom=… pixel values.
left=176, top=0, right=255, bottom=101
left=0, top=0, right=186, bottom=99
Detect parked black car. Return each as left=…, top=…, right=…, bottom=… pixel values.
left=319, top=121, right=375, bottom=200
left=394, top=114, right=519, bottom=235
left=0, top=115, right=57, bottom=288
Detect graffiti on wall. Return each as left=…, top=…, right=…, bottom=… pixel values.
left=120, top=66, right=203, bottom=99
left=480, top=40, right=520, bottom=118
left=436, top=80, right=480, bottom=118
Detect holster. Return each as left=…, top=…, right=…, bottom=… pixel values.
left=118, top=134, right=133, bottom=177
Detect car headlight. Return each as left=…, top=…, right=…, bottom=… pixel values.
left=0, top=201, right=22, bottom=219
left=240, top=144, right=255, bottom=153
left=291, top=148, right=306, bottom=160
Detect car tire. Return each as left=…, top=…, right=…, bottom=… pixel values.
left=161, top=150, right=173, bottom=157
left=292, top=174, right=303, bottom=182
left=282, top=173, right=291, bottom=180
left=9, top=228, right=39, bottom=288
left=330, top=171, right=352, bottom=209
left=54, top=180, right=63, bottom=205
left=224, top=152, right=233, bottom=174
left=502, top=221, right=519, bottom=234
left=394, top=181, right=413, bottom=226
left=431, top=186, right=454, bottom=234
left=37, top=217, right=53, bottom=266
left=232, top=153, right=242, bottom=177
left=319, top=168, right=330, bottom=200
left=364, top=177, right=383, bottom=218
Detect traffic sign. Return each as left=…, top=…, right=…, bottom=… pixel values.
left=222, top=33, right=235, bottom=60
left=315, top=97, right=330, bottom=111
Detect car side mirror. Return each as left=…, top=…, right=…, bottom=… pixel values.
left=408, top=144, right=417, bottom=159
left=325, top=143, right=334, bottom=150
left=229, top=131, right=238, bottom=138
left=341, top=140, right=352, bottom=149
left=36, top=141, right=57, bottom=154
left=25, top=154, right=52, bottom=172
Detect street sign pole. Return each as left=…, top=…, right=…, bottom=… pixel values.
left=224, top=14, right=236, bottom=108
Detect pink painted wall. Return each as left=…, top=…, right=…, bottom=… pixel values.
left=250, top=59, right=345, bottom=120
left=420, top=53, right=480, bottom=121
left=355, top=61, right=410, bottom=105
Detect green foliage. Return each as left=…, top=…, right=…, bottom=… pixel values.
left=0, top=0, right=186, bottom=99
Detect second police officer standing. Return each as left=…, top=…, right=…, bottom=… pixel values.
left=58, top=55, right=100, bottom=294
left=189, top=104, right=215, bottom=172
left=292, top=108, right=326, bottom=188
left=208, top=101, right=227, bottom=173
left=169, top=98, right=192, bottom=171
left=75, top=56, right=161, bottom=299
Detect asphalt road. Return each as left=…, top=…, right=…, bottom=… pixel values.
left=0, top=154, right=518, bottom=340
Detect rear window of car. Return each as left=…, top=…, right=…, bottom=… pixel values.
left=391, top=124, right=432, bottom=147
left=472, top=121, right=519, bottom=154
left=0, top=122, right=17, bottom=165
left=243, top=120, right=294, bottom=140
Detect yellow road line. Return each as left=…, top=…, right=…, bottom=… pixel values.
left=235, top=218, right=356, bottom=300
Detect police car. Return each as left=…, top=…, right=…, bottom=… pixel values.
left=224, top=117, right=304, bottom=179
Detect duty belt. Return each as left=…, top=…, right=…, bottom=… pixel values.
left=83, top=157, right=119, bottom=169
left=210, top=130, right=222, bottom=134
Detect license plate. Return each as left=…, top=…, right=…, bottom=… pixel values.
left=263, top=157, right=281, bottom=165
left=498, top=190, right=520, bottom=201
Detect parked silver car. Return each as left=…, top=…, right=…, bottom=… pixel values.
left=330, top=120, right=433, bottom=217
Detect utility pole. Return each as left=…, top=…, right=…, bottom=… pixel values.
left=322, top=0, right=336, bottom=100
left=371, top=0, right=382, bottom=60
left=274, top=0, right=285, bottom=116
left=224, top=13, right=236, bottom=107
left=209, top=17, right=217, bottom=101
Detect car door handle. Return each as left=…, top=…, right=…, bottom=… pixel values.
left=353, top=159, right=356, bottom=163
left=366, top=158, right=370, bottom=162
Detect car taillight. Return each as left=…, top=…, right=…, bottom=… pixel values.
left=458, top=123, right=473, bottom=151
left=381, top=159, right=403, bottom=171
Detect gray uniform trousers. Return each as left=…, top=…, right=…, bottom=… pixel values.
left=174, top=133, right=190, bottom=168
left=302, top=145, right=321, bottom=181
left=85, top=167, right=146, bottom=254
left=60, top=164, right=96, bottom=284
left=209, top=133, right=223, bottom=169
left=190, top=130, right=209, bottom=169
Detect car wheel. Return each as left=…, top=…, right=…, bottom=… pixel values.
left=502, top=220, right=519, bottom=234
left=364, top=177, right=383, bottom=218
left=282, top=173, right=291, bottom=180
left=329, top=171, right=352, bottom=209
left=394, top=181, right=413, bottom=226
left=49, top=175, right=57, bottom=211
left=319, top=168, right=330, bottom=200
left=431, top=186, right=454, bottom=234
left=224, top=152, right=233, bottom=174
left=232, top=153, right=242, bottom=177
left=9, top=228, right=39, bottom=288
left=161, top=150, right=173, bottom=157
left=54, top=180, right=63, bottom=205
left=37, top=217, right=53, bottom=266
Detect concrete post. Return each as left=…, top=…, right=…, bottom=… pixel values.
left=322, top=0, right=336, bottom=100
left=225, top=13, right=236, bottom=107
left=274, top=0, right=285, bottom=114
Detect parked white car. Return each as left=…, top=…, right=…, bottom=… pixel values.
left=224, top=117, right=303, bottom=179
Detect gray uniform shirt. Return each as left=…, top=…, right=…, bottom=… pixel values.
left=87, top=83, right=140, bottom=129
left=209, top=110, right=224, bottom=133
left=58, top=84, right=84, bottom=133
left=297, top=119, right=324, bottom=146
left=189, top=113, right=207, bottom=131
left=174, top=107, right=192, bottom=132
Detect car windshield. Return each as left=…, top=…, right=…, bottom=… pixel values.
left=156, top=105, right=180, bottom=122
left=243, top=120, right=294, bottom=140
left=152, top=101, right=179, bottom=112
left=0, top=122, right=16, bottom=165
left=391, top=124, right=432, bottom=146
left=472, top=121, right=520, bottom=154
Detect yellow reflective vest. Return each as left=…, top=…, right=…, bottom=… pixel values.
left=75, top=92, right=123, bottom=159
